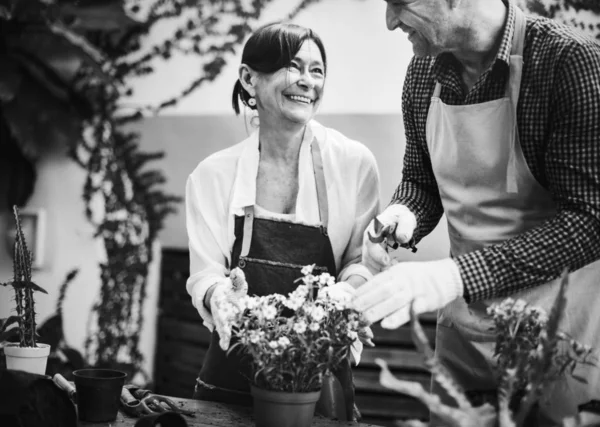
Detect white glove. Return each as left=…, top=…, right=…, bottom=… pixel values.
left=351, top=259, right=463, bottom=329
left=210, top=268, right=248, bottom=350
left=362, top=204, right=417, bottom=274
left=320, top=282, right=375, bottom=365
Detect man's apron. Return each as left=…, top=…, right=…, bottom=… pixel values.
left=193, top=141, right=356, bottom=421
left=426, top=6, right=600, bottom=424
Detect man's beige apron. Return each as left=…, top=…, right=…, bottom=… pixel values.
left=425, top=6, right=600, bottom=424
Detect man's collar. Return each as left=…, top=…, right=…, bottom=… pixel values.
left=430, top=0, right=515, bottom=82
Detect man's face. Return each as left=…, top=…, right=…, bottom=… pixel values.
left=385, top=0, right=452, bottom=57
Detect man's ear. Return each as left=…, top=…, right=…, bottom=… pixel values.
left=239, top=64, right=256, bottom=97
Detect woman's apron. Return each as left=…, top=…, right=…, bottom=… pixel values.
left=193, top=141, right=356, bottom=421
left=425, top=6, right=600, bottom=425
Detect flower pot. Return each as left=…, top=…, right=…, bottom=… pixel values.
left=73, top=368, right=127, bottom=422
left=251, top=385, right=321, bottom=427
left=4, top=343, right=50, bottom=375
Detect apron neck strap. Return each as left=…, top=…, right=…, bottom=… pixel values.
left=240, top=139, right=330, bottom=258
left=511, top=4, right=527, bottom=56
left=311, top=140, right=329, bottom=233
left=241, top=206, right=255, bottom=258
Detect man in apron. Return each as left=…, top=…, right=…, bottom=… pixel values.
left=355, top=0, right=600, bottom=424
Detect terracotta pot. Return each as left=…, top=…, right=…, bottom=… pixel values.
left=4, top=343, right=50, bottom=375
left=251, top=385, right=321, bottom=427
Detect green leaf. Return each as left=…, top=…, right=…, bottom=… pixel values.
left=0, top=316, right=19, bottom=333
left=10, top=281, right=48, bottom=294
left=56, top=0, right=143, bottom=31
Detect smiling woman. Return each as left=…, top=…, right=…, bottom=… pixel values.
left=185, top=22, right=381, bottom=423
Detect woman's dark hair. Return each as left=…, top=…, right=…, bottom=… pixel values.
left=232, top=22, right=327, bottom=115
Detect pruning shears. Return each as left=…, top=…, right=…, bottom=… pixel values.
left=367, top=217, right=417, bottom=253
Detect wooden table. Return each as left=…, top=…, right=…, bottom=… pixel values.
left=78, top=395, right=383, bottom=427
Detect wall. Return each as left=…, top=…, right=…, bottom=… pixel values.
left=0, top=0, right=448, bottom=382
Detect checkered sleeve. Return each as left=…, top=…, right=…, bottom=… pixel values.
left=390, top=58, right=445, bottom=244
left=458, top=39, right=600, bottom=302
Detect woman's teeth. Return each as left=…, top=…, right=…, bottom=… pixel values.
left=288, top=95, right=312, bottom=104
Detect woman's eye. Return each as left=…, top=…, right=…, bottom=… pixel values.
left=311, top=68, right=324, bottom=76
left=288, top=62, right=300, bottom=71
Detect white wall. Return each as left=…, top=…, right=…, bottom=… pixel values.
left=0, top=0, right=448, bottom=382
left=129, top=0, right=414, bottom=115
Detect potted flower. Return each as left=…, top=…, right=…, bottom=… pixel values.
left=1, top=206, right=49, bottom=375
left=220, top=265, right=362, bottom=427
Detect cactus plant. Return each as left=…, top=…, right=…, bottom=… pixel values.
left=1, top=205, right=47, bottom=348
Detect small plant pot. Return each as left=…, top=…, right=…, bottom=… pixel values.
left=73, top=368, right=127, bottom=422
left=4, top=343, right=50, bottom=375
left=251, top=385, right=321, bottom=427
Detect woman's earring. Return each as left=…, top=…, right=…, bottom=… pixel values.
left=247, top=97, right=256, bottom=107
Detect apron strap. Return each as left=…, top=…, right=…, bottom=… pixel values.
left=433, top=82, right=442, bottom=98
left=506, top=5, right=527, bottom=192
left=311, top=140, right=329, bottom=234
left=240, top=206, right=254, bottom=258
left=506, top=5, right=527, bottom=102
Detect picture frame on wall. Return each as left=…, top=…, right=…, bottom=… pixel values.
left=4, top=208, right=46, bottom=269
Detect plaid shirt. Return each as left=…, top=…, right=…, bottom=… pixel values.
left=391, top=1, right=600, bottom=303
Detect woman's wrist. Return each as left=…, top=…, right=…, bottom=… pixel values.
left=203, top=283, right=219, bottom=311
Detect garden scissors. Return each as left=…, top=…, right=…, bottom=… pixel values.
left=368, top=217, right=417, bottom=253
left=120, top=386, right=195, bottom=418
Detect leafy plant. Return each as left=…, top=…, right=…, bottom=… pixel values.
left=223, top=265, right=362, bottom=392
left=376, top=269, right=598, bottom=427
left=0, top=205, right=47, bottom=348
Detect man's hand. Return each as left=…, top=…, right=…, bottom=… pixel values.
left=351, top=259, right=463, bottom=329
left=210, top=268, right=248, bottom=350
left=362, top=204, right=417, bottom=274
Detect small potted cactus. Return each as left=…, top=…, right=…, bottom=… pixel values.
left=1, top=206, right=49, bottom=375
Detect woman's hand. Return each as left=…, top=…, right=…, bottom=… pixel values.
left=208, top=268, right=249, bottom=350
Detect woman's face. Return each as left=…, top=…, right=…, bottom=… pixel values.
left=254, top=40, right=325, bottom=126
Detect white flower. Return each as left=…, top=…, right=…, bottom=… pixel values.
left=512, top=299, right=527, bottom=313
left=309, top=322, right=320, bottom=332
left=347, top=330, right=358, bottom=340
left=318, top=273, right=334, bottom=286
left=284, top=286, right=308, bottom=311
left=278, top=337, right=290, bottom=348
left=309, top=306, right=326, bottom=322
left=293, top=321, right=307, bottom=334
left=301, top=264, right=315, bottom=275
left=263, top=305, right=277, bottom=320
left=249, top=331, right=261, bottom=344
left=241, top=295, right=259, bottom=311
left=268, top=341, right=278, bottom=349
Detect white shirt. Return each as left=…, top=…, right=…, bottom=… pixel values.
left=185, top=121, right=381, bottom=331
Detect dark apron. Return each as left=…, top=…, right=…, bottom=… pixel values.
left=193, top=141, right=357, bottom=420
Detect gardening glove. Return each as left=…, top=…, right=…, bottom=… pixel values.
left=320, top=282, right=374, bottom=365
left=362, top=204, right=417, bottom=274
left=210, top=268, right=248, bottom=351
left=352, top=259, right=463, bottom=329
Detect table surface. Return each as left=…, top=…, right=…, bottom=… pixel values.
left=78, top=395, right=382, bottom=427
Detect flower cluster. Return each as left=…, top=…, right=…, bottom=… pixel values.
left=489, top=298, right=595, bottom=398
left=225, top=265, right=362, bottom=392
